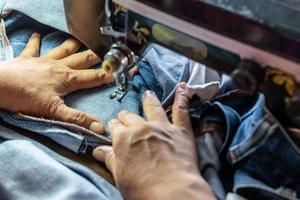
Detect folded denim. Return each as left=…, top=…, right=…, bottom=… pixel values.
left=228, top=96, right=300, bottom=198
left=143, top=44, right=221, bottom=107
left=201, top=85, right=300, bottom=199
left=0, top=124, right=123, bottom=200
left=234, top=170, right=299, bottom=200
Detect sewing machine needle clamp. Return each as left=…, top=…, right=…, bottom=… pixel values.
left=109, top=70, right=131, bottom=102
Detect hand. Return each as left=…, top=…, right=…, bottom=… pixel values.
left=0, top=33, right=114, bottom=134
left=93, top=83, right=215, bottom=200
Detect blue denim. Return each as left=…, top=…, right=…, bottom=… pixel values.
left=0, top=0, right=68, bottom=32
left=201, top=82, right=300, bottom=199
left=234, top=170, right=299, bottom=200
left=0, top=124, right=123, bottom=200
left=0, top=11, right=163, bottom=153
left=228, top=95, right=300, bottom=199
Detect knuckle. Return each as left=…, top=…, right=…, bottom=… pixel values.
left=176, top=102, right=189, bottom=111
left=64, top=47, right=71, bottom=55
left=60, top=45, right=72, bottom=55
left=64, top=70, right=76, bottom=83
left=85, top=51, right=96, bottom=63
left=72, top=112, right=88, bottom=125
left=95, top=69, right=107, bottom=80
left=93, top=69, right=114, bottom=83
left=47, top=97, right=64, bottom=116
left=144, top=99, right=161, bottom=108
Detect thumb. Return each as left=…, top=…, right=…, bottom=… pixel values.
left=93, top=146, right=115, bottom=173
left=51, top=104, right=105, bottom=134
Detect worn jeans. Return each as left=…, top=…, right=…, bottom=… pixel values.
left=201, top=77, right=300, bottom=199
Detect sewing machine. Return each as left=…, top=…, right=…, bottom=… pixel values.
left=63, top=0, right=300, bottom=120
left=62, top=1, right=300, bottom=197
left=63, top=0, right=300, bottom=126
left=63, top=1, right=299, bottom=83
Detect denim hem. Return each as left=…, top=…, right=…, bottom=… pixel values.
left=234, top=184, right=299, bottom=200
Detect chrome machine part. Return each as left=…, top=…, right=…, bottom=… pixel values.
left=102, top=43, right=136, bottom=93
left=102, top=43, right=136, bottom=73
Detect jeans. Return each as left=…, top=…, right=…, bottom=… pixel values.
left=201, top=79, right=300, bottom=199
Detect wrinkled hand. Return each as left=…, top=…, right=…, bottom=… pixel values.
left=0, top=33, right=114, bottom=134
left=93, top=83, right=215, bottom=200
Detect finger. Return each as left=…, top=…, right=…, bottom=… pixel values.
left=142, top=90, right=169, bottom=123
left=19, top=32, right=41, bottom=57
left=129, top=66, right=139, bottom=77
left=117, top=110, right=145, bottom=127
left=59, top=49, right=101, bottom=69
left=93, top=146, right=114, bottom=173
left=108, top=119, right=125, bottom=135
left=52, top=104, right=104, bottom=134
left=43, top=37, right=81, bottom=59
left=172, top=82, right=193, bottom=132
left=68, top=69, right=114, bottom=92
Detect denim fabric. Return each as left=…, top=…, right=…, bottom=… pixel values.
left=144, top=44, right=220, bottom=107
left=0, top=18, right=14, bottom=61
left=0, top=11, right=162, bottom=153
left=200, top=82, right=300, bottom=199
left=228, top=95, right=300, bottom=199
left=234, top=170, right=299, bottom=200
left=0, top=0, right=68, bottom=32
left=0, top=124, right=123, bottom=200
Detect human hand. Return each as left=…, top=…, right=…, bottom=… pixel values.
left=0, top=33, right=114, bottom=134
left=93, top=83, right=215, bottom=200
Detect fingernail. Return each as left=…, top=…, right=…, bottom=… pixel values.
left=89, top=122, right=104, bottom=134
left=110, top=118, right=118, bottom=123
left=109, top=119, right=119, bottom=125
left=31, top=32, right=40, bottom=38
left=142, top=90, right=156, bottom=101
left=178, top=82, right=187, bottom=90
left=93, top=147, right=106, bottom=160
left=118, top=110, right=129, bottom=118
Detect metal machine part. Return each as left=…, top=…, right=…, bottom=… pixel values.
left=231, top=60, right=265, bottom=94
left=102, top=43, right=136, bottom=74
left=103, top=43, right=137, bottom=99
left=64, top=0, right=300, bottom=80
